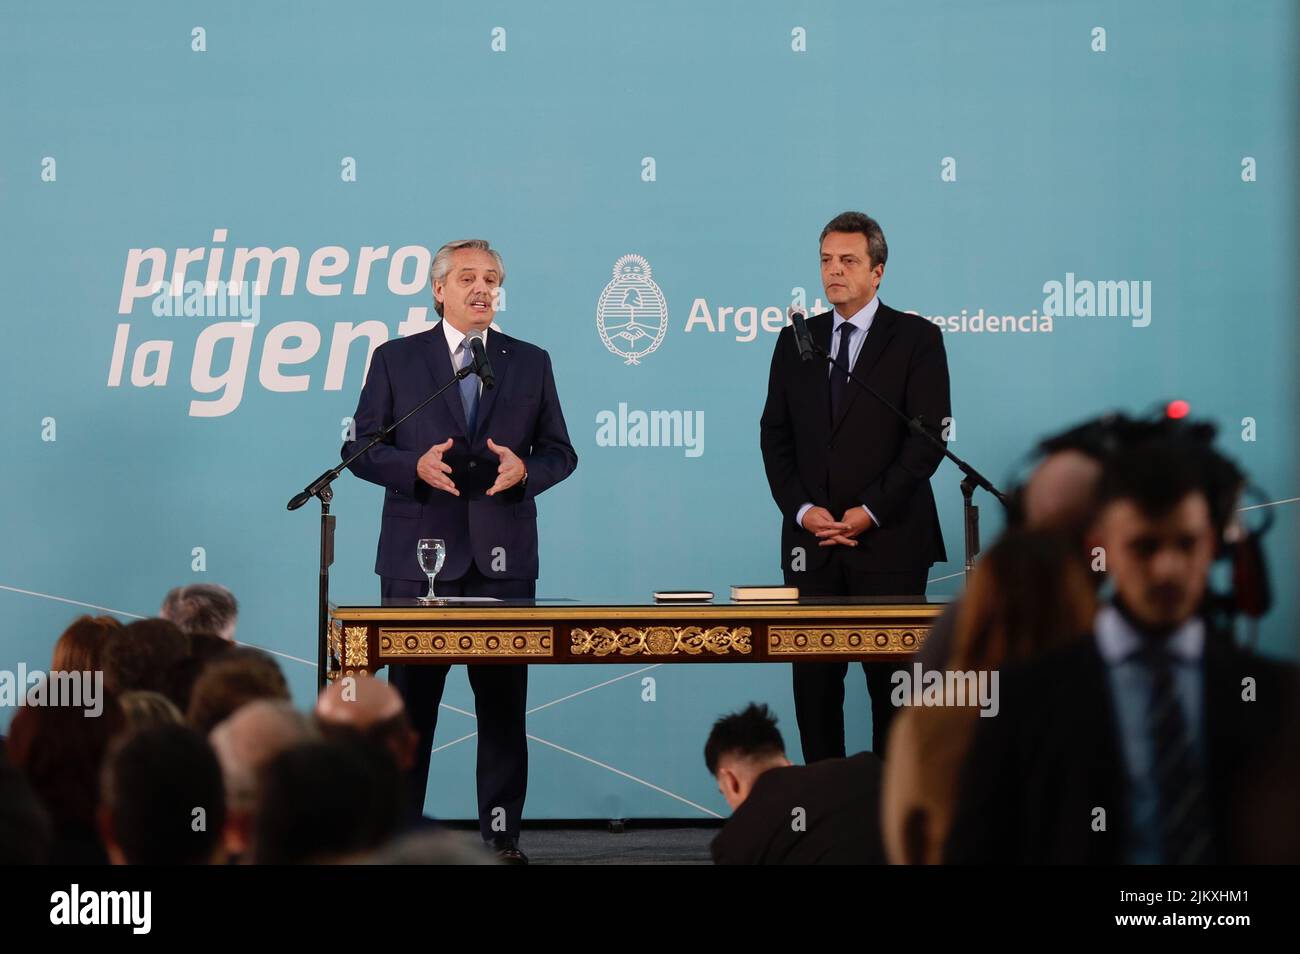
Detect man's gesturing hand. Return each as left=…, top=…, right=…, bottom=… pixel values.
left=485, top=438, right=526, bottom=496
left=417, top=438, right=458, bottom=496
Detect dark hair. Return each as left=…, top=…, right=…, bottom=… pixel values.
left=6, top=692, right=125, bottom=833
left=51, top=615, right=121, bottom=673
left=1007, top=411, right=1240, bottom=533
left=161, top=584, right=239, bottom=637
left=820, top=211, right=888, bottom=267
left=164, top=631, right=236, bottom=715
left=102, top=618, right=190, bottom=696
left=704, top=703, right=786, bottom=776
left=0, top=748, right=52, bottom=864
left=101, top=724, right=227, bottom=864
left=187, top=647, right=290, bottom=735
left=318, top=710, right=415, bottom=769
left=1097, top=439, right=1240, bottom=536
left=253, top=737, right=404, bottom=864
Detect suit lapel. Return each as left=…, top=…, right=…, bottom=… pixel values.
left=419, top=321, right=468, bottom=436
left=831, top=302, right=897, bottom=435
left=1081, top=640, right=1131, bottom=862
left=1201, top=632, right=1239, bottom=845
left=808, top=314, right=833, bottom=415
left=471, top=330, right=512, bottom=440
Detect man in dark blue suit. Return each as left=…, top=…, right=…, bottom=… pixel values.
left=342, top=239, right=577, bottom=863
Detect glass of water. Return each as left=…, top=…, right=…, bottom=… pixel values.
left=417, top=538, right=446, bottom=603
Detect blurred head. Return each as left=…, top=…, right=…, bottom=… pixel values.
left=99, top=724, right=226, bottom=865
left=1089, top=441, right=1224, bottom=633
left=704, top=703, right=791, bottom=811
left=119, top=690, right=184, bottom=732
left=6, top=692, right=125, bottom=836
left=950, top=529, right=1098, bottom=671
left=252, top=737, right=404, bottom=864
left=210, top=700, right=318, bottom=859
left=430, top=239, right=504, bottom=332
left=365, top=829, right=498, bottom=865
left=101, top=618, right=190, bottom=696
left=1021, top=450, right=1104, bottom=539
left=164, top=631, right=235, bottom=715
left=820, top=211, right=887, bottom=316
left=315, top=675, right=418, bottom=773
left=160, top=584, right=239, bottom=642
left=0, top=749, right=52, bottom=865
left=51, top=615, right=121, bottom=673
left=187, top=647, right=290, bottom=735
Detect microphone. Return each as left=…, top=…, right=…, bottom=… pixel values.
left=469, top=331, right=496, bottom=389
left=788, top=306, right=815, bottom=361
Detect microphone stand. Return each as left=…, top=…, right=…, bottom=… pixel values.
left=803, top=331, right=1008, bottom=583
left=287, top=361, right=480, bottom=691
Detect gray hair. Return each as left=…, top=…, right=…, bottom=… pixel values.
left=429, top=239, right=506, bottom=316
left=820, top=211, right=888, bottom=268
left=160, top=583, right=238, bottom=639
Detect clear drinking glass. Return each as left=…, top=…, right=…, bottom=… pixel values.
left=416, top=538, right=446, bottom=603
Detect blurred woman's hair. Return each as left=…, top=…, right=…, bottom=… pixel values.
left=883, top=529, right=1097, bottom=865
left=50, top=615, right=122, bottom=673
left=948, top=529, right=1096, bottom=672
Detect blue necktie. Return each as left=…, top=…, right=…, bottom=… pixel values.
left=1139, top=641, right=1213, bottom=863
left=457, top=340, right=479, bottom=435
left=830, top=322, right=858, bottom=420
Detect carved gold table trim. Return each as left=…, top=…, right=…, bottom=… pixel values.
left=326, top=601, right=941, bottom=678
left=768, top=626, right=925, bottom=655
left=571, top=625, right=752, bottom=657
left=381, top=628, right=554, bottom=658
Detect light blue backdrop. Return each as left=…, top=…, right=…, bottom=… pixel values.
left=2, top=0, right=1295, bottom=820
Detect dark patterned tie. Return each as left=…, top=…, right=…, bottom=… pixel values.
left=1140, top=640, right=1213, bottom=864
left=829, top=322, right=858, bottom=420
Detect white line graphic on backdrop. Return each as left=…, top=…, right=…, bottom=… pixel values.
left=0, top=584, right=316, bottom=667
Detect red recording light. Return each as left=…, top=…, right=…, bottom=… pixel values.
left=1166, top=399, right=1191, bottom=419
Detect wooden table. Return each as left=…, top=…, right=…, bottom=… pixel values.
left=325, top=596, right=946, bottom=678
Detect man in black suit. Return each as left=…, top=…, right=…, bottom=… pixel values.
left=945, top=440, right=1297, bottom=864
left=342, top=239, right=578, bottom=863
left=705, top=703, right=884, bottom=865
left=760, top=211, right=951, bottom=760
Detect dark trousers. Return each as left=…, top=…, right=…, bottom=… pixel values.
left=787, top=556, right=928, bottom=762
left=382, top=564, right=534, bottom=845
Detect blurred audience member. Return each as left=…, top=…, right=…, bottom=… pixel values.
left=210, top=700, right=319, bottom=861
left=252, top=736, right=404, bottom=864
left=363, top=828, right=497, bottom=865
left=882, top=530, right=1095, bottom=863
left=161, top=583, right=239, bottom=642
left=187, top=647, right=290, bottom=735
left=7, top=692, right=125, bottom=863
left=0, top=748, right=52, bottom=864
left=946, top=440, right=1297, bottom=863
left=315, top=676, right=419, bottom=774
left=916, top=420, right=1106, bottom=673
left=50, top=615, right=121, bottom=674
left=99, top=724, right=226, bottom=864
left=705, top=703, right=884, bottom=864
left=120, top=690, right=185, bottom=731
left=102, top=618, right=190, bottom=696
left=165, top=631, right=235, bottom=715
